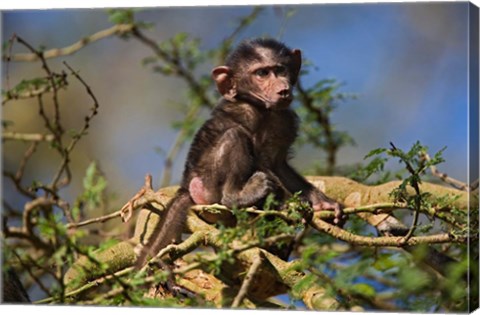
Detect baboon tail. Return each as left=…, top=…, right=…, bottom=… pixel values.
left=135, top=188, right=193, bottom=268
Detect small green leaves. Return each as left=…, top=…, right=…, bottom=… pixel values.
left=107, top=9, right=135, bottom=25
left=350, top=283, right=376, bottom=298
left=365, top=147, right=388, bottom=159
left=372, top=254, right=397, bottom=271
left=294, top=77, right=355, bottom=175
left=355, top=156, right=388, bottom=181
left=398, top=267, right=431, bottom=293
left=81, top=161, right=107, bottom=210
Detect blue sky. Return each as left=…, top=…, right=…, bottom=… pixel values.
left=2, top=2, right=474, bottom=202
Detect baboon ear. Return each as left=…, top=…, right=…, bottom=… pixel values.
left=290, top=49, right=302, bottom=84
left=212, top=66, right=236, bottom=101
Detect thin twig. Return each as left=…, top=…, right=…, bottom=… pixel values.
left=66, top=174, right=164, bottom=229
left=36, top=94, right=56, bottom=137
left=11, top=250, right=51, bottom=297
left=421, top=152, right=470, bottom=191
left=217, top=7, right=264, bottom=62
left=3, top=86, right=48, bottom=105
left=232, top=252, right=264, bottom=308
left=66, top=211, right=123, bottom=230
left=49, top=61, right=100, bottom=189
left=276, top=8, right=295, bottom=40
left=3, top=141, right=38, bottom=199
left=85, top=287, right=124, bottom=305
left=191, top=203, right=293, bottom=222
left=226, top=7, right=263, bottom=44
left=389, top=142, right=420, bottom=244
left=131, top=27, right=214, bottom=108
left=296, top=79, right=337, bottom=175
left=14, top=36, right=70, bottom=191
left=4, top=34, right=16, bottom=91
left=23, top=198, right=53, bottom=239
left=4, top=197, right=53, bottom=251
left=15, top=36, right=64, bottom=134
left=34, top=266, right=135, bottom=304
left=15, top=141, right=39, bottom=186
left=2, top=77, right=69, bottom=106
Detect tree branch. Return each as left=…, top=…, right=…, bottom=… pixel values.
left=310, top=216, right=465, bottom=247
left=5, top=24, right=135, bottom=62
left=2, top=132, right=54, bottom=142
left=421, top=152, right=470, bottom=191
left=231, top=252, right=263, bottom=307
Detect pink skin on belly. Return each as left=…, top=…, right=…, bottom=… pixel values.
left=189, top=177, right=208, bottom=205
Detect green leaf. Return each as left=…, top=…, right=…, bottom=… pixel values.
left=373, top=255, right=397, bottom=271
left=350, top=283, right=376, bottom=298
left=399, top=267, right=431, bottom=292
left=80, top=161, right=107, bottom=209
left=364, top=148, right=388, bottom=159
left=291, top=273, right=317, bottom=298
left=107, top=9, right=134, bottom=24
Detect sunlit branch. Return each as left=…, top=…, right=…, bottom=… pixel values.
left=310, top=216, right=466, bottom=247
left=5, top=24, right=135, bottom=62
left=2, top=132, right=55, bottom=142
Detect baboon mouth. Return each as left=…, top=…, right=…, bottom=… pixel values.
left=266, top=98, right=292, bottom=110
left=249, top=92, right=292, bottom=109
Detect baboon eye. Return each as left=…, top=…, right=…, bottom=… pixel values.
left=254, top=68, right=270, bottom=77
left=274, top=66, right=287, bottom=76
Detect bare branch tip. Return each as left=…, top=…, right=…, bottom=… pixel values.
left=144, top=174, right=153, bottom=189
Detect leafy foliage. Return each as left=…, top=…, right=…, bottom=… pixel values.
left=295, top=76, right=356, bottom=175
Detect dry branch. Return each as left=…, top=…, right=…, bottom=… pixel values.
left=231, top=252, right=263, bottom=307
left=2, top=132, right=55, bottom=142
left=422, top=152, right=470, bottom=191
left=2, top=86, right=54, bottom=105
left=6, top=24, right=134, bottom=62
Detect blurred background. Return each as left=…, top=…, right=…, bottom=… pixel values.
left=2, top=2, right=471, bottom=211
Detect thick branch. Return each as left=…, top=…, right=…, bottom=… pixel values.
left=310, top=216, right=464, bottom=247
left=306, top=176, right=471, bottom=210
left=59, top=176, right=470, bottom=307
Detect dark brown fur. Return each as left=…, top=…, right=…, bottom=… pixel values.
left=136, top=38, right=341, bottom=266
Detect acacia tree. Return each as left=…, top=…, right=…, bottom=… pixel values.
left=1, top=8, right=478, bottom=312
